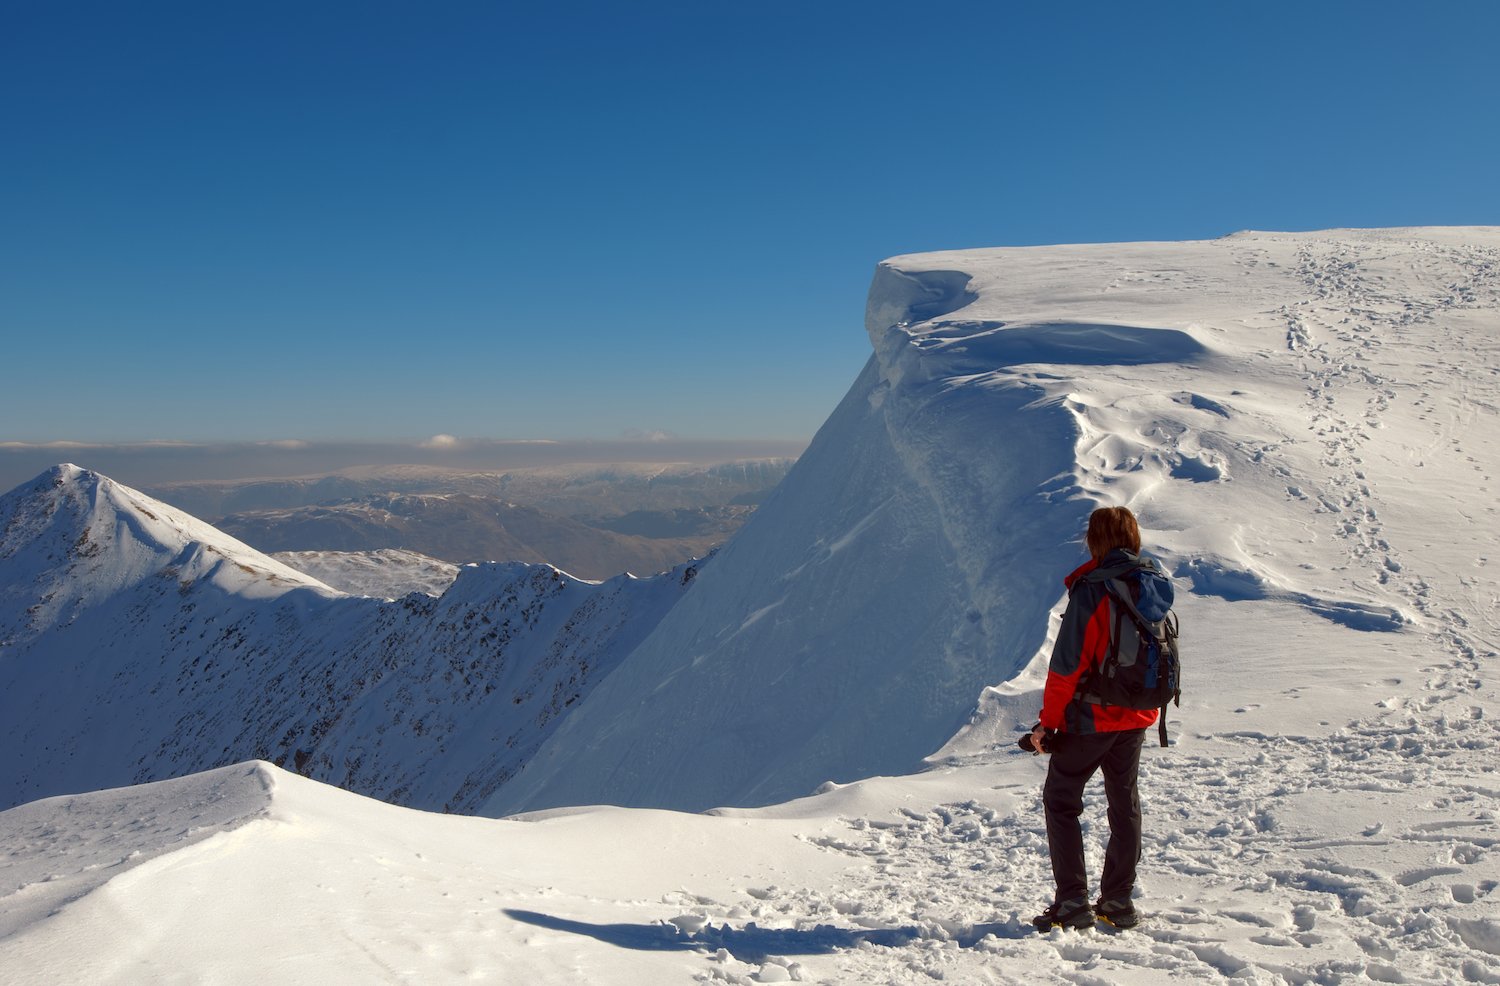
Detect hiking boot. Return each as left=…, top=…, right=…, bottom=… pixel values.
left=1094, top=897, right=1138, bottom=929
left=1032, top=898, right=1093, bottom=931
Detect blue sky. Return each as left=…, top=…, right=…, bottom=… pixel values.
left=3, top=1, right=1497, bottom=447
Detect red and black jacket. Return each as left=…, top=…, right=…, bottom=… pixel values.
left=1039, top=548, right=1161, bottom=735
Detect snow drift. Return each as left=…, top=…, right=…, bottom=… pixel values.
left=489, top=227, right=1495, bottom=813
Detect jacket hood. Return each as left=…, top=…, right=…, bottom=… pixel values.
left=1063, top=556, right=1100, bottom=591
left=1070, top=548, right=1175, bottom=621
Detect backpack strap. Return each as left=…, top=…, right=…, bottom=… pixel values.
left=1079, top=576, right=1146, bottom=707
left=1104, top=575, right=1175, bottom=748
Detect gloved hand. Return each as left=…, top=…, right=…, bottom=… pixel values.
left=1018, top=722, right=1054, bottom=755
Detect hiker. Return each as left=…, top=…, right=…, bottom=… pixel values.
left=1028, top=505, right=1175, bottom=932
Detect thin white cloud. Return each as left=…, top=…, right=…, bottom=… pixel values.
left=0, top=440, right=204, bottom=449
left=0, top=437, right=809, bottom=492
left=0, top=441, right=97, bottom=449
left=620, top=429, right=678, bottom=443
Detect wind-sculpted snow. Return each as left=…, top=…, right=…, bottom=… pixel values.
left=492, top=227, right=1499, bottom=815
left=0, top=467, right=701, bottom=812
left=0, top=762, right=277, bottom=941
left=5, top=697, right=1498, bottom=984
left=487, top=352, right=1051, bottom=814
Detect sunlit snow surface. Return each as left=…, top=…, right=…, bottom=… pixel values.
left=270, top=548, right=460, bottom=598
left=490, top=227, right=1496, bottom=813
left=4, top=228, right=1500, bottom=983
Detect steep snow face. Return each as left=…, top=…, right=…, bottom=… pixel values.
left=490, top=227, right=1500, bottom=814
left=0, top=467, right=701, bottom=811
left=486, top=354, right=1080, bottom=815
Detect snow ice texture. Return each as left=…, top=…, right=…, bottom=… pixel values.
left=3, top=228, right=1499, bottom=985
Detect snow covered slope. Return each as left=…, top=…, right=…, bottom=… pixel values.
left=0, top=466, right=700, bottom=811
left=271, top=548, right=460, bottom=598
left=490, top=227, right=1500, bottom=814
left=3, top=228, right=1499, bottom=985
left=5, top=734, right=1498, bottom=985
left=0, top=761, right=859, bottom=984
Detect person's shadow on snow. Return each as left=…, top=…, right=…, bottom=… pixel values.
left=502, top=908, right=1027, bottom=961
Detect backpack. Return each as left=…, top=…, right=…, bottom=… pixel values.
left=1077, top=561, right=1181, bottom=747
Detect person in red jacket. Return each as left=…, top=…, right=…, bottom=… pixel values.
left=1030, top=505, right=1171, bottom=932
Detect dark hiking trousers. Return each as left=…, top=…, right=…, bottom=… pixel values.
left=1042, top=727, right=1146, bottom=904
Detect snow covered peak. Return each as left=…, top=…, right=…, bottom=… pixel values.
left=0, top=464, right=335, bottom=641
left=0, top=462, right=706, bottom=811
left=47, top=461, right=88, bottom=483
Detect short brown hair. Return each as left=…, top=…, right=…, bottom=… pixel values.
left=1086, top=506, right=1141, bottom=560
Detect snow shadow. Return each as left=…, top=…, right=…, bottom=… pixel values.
left=502, top=909, right=1025, bottom=961
left=1168, top=452, right=1224, bottom=482
left=1296, top=596, right=1408, bottom=632
left=1177, top=558, right=1407, bottom=632
left=1176, top=392, right=1232, bottom=417
left=919, top=320, right=1210, bottom=371
left=900, top=270, right=979, bottom=323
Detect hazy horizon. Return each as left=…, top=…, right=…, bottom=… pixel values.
left=0, top=436, right=808, bottom=493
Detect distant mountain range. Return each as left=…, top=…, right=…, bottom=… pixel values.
left=132, top=460, right=790, bottom=581
left=217, top=493, right=740, bottom=580
left=143, top=460, right=794, bottom=520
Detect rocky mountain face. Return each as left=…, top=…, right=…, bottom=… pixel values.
left=0, top=465, right=700, bottom=812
